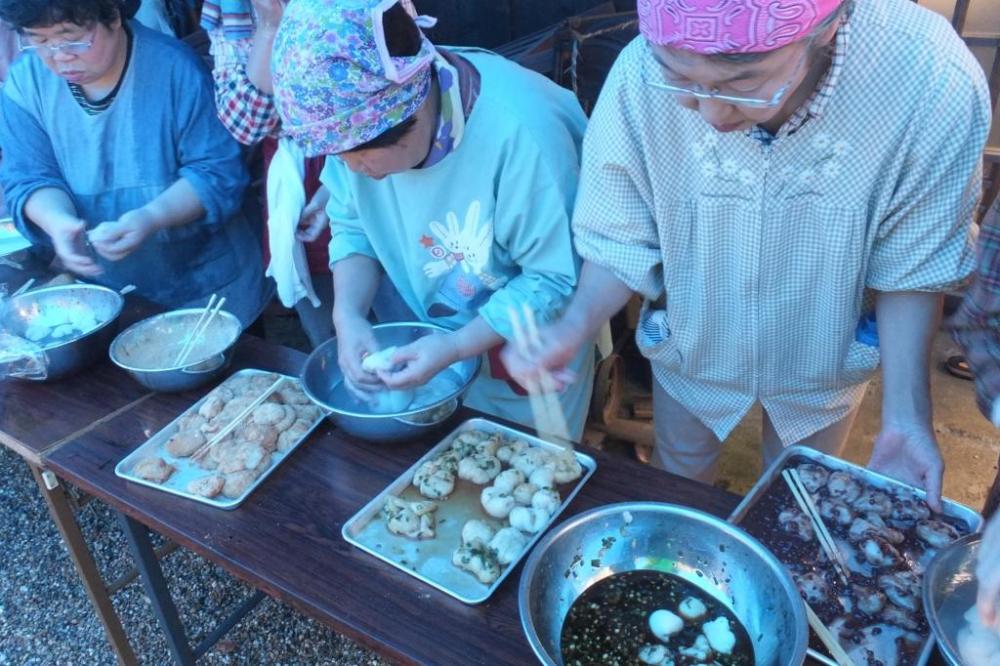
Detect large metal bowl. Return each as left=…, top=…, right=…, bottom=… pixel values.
left=300, top=321, right=480, bottom=442
left=0, top=283, right=123, bottom=380
left=109, top=308, right=242, bottom=392
left=519, top=502, right=809, bottom=665
left=923, top=532, right=983, bottom=666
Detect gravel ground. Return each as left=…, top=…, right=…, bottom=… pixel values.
left=0, top=445, right=389, bottom=666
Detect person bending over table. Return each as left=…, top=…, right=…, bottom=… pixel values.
left=950, top=196, right=1000, bottom=631
left=502, top=0, right=991, bottom=508
left=270, top=0, right=596, bottom=439
left=0, top=0, right=268, bottom=326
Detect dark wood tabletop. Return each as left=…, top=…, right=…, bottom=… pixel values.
left=43, top=339, right=742, bottom=665
left=0, top=297, right=159, bottom=465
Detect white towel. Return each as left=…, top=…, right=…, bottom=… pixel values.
left=265, top=138, right=320, bottom=308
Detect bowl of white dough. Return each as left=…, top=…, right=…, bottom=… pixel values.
left=0, top=283, right=124, bottom=380
left=923, top=532, right=1000, bottom=665
left=300, top=322, right=480, bottom=443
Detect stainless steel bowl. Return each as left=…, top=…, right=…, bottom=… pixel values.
left=300, top=322, right=480, bottom=442
left=0, top=283, right=123, bottom=380
left=923, top=532, right=983, bottom=666
left=109, top=308, right=242, bottom=392
left=519, top=502, right=809, bottom=666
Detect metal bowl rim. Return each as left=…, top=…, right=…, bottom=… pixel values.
left=300, top=321, right=482, bottom=420
left=108, top=308, right=241, bottom=372
left=3, top=283, right=124, bottom=351
left=922, top=531, right=983, bottom=666
left=517, top=501, right=810, bottom=666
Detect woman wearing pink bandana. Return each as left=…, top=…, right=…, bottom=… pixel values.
left=504, top=0, right=991, bottom=505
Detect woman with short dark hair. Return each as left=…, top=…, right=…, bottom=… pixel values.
left=0, top=0, right=267, bottom=325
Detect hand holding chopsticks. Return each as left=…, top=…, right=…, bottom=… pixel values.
left=507, top=304, right=572, bottom=449
left=174, top=295, right=227, bottom=367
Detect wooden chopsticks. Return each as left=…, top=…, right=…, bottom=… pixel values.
left=782, top=468, right=855, bottom=666
left=507, top=304, right=572, bottom=450
left=782, top=468, right=851, bottom=584
left=174, top=295, right=227, bottom=367
left=189, top=375, right=286, bottom=463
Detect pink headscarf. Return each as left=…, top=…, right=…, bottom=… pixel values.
left=638, top=0, right=843, bottom=54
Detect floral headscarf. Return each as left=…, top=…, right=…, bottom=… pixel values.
left=271, top=0, right=435, bottom=157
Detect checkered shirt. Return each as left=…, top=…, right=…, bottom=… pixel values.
left=573, top=0, right=991, bottom=444
left=950, top=198, right=1000, bottom=418
left=207, top=25, right=280, bottom=145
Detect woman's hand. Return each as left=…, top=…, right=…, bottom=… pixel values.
left=47, top=217, right=102, bottom=276
left=379, top=333, right=459, bottom=389
left=89, top=208, right=159, bottom=261
left=333, top=313, right=383, bottom=392
left=297, top=185, right=330, bottom=242
left=251, top=0, right=287, bottom=30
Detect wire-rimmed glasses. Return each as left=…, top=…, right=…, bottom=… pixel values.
left=17, top=33, right=95, bottom=57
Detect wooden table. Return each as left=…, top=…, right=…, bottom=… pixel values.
left=42, top=337, right=742, bottom=665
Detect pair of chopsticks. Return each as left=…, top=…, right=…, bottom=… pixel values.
left=782, top=468, right=851, bottom=583
left=189, top=375, right=286, bottom=463
left=782, top=468, right=855, bottom=666
left=173, top=294, right=227, bottom=367
left=11, top=278, right=34, bottom=297
left=507, top=304, right=572, bottom=450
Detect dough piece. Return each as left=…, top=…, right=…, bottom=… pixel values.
left=496, top=439, right=528, bottom=464
left=474, top=434, right=503, bottom=457
left=461, top=519, right=496, bottom=547
left=481, top=486, right=516, bottom=519
left=451, top=431, right=488, bottom=458
left=489, top=527, right=528, bottom=566
left=218, top=441, right=269, bottom=474
left=529, top=467, right=556, bottom=490
left=198, top=394, right=226, bottom=419
left=452, top=544, right=501, bottom=585
left=509, top=506, right=549, bottom=534
left=457, top=454, right=502, bottom=485
left=512, top=483, right=538, bottom=506
left=511, top=448, right=551, bottom=477
left=383, top=495, right=437, bottom=540
left=248, top=373, right=281, bottom=393
left=133, top=457, right=175, bottom=483
left=493, top=469, right=525, bottom=494
left=362, top=346, right=399, bottom=373
left=550, top=451, right=583, bottom=484
left=278, top=385, right=311, bottom=405
left=413, top=461, right=455, bottom=499
left=186, top=475, right=224, bottom=498
left=207, top=386, right=235, bottom=403
left=252, top=402, right=285, bottom=426
left=273, top=404, right=297, bottom=432
left=276, top=419, right=312, bottom=453
left=165, top=430, right=205, bottom=457
left=222, top=470, right=256, bottom=498
left=531, top=487, right=561, bottom=516
left=176, top=413, right=207, bottom=433
left=240, top=422, right=278, bottom=452
left=295, top=404, right=323, bottom=422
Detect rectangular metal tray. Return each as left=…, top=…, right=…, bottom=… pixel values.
left=729, top=445, right=982, bottom=666
left=342, top=417, right=597, bottom=605
left=115, top=369, right=326, bottom=510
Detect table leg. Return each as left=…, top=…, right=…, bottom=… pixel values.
left=116, top=512, right=197, bottom=666
left=115, top=511, right=265, bottom=664
left=29, top=464, right=138, bottom=666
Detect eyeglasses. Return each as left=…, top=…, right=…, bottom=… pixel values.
left=642, top=43, right=809, bottom=109
left=17, top=33, right=94, bottom=56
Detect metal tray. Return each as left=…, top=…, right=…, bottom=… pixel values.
left=729, top=445, right=982, bottom=666
left=115, top=369, right=326, bottom=510
left=342, top=417, right=597, bottom=605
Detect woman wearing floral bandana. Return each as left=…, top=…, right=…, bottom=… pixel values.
left=271, top=0, right=595, bottom=437
left=503, top=0, right=991, bottom=506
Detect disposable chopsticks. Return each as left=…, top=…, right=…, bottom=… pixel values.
left=189, top=375, right=286, bottom=463
left=804, top=602, right=855, bottom=666
left=507, top=304, right=572, bottom=450
left=174, top=295, right=227, bottom=367
left=782, top=468, right=851, bottom=584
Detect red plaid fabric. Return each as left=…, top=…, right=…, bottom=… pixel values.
left=213, top=65, right=280, bottom=145
left=950, top=198, right=1000, bottom=418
